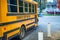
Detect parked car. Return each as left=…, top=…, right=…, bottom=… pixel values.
left=42, top=8, right=48, bottom=13
left=46, top=8, right=55, bottom=14
left=46, top=8, right=60, bottom=14
left=42, top=8, right=60, bottom=14
left=38, top=13, right=43, bottom=17
left=56, top=8, right=60, bottom=14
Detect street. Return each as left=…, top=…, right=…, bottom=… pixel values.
left=1, top=0, right=60, bottom=40
left=11, top=16, right=60, bottom=40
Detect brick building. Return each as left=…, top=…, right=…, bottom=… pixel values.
left=57, top=0, right=60, bottom=9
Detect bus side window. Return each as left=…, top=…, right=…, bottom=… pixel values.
left=19, top=0, right=23, bottom=13
left=32, top=4, right=34, bottom=13
left=24, top=2, right=29, bottom=13
left=8, top=0, right=17, bottom=12
left=29, top=3, right=31, bottom=13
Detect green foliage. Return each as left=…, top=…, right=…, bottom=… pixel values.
left=38, top=0, right=47, bottom=12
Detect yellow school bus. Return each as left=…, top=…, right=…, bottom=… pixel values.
left=0, top=0, right=38, bottom=40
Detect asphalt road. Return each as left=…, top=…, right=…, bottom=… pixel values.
left=11, top=16, right=60, bottom=40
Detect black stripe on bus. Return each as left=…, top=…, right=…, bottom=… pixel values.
left=26, top=22, right=35, bottom=26
left=7, top=13, right=35, bottom=16
left=4, top=27, right=20, bottom=34
left=0, top=18, right=35, bottom=26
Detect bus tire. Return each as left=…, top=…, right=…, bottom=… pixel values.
left=19, top=26, right=26, bottom=39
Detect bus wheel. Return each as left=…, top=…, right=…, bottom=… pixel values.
left=20, top=26, right=26, bottom=39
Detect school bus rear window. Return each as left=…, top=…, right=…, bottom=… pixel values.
left=8, top=0, right=17, bottom=12
left=8, top=0, right=17, bottom=5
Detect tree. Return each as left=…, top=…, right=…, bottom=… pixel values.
left=38, top=0, right=47, bottom=12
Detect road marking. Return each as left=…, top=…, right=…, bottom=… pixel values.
left=38, top=32, right=43, bottom=40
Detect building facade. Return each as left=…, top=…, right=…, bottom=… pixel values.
left=57, top=0, right=60, bottom=9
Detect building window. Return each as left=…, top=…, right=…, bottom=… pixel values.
left=19, top=0, right=23, bottom=12
left=8, top=0, right=17, bottom=12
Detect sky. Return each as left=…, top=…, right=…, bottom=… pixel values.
left=47, top=0, right=53, bottom=2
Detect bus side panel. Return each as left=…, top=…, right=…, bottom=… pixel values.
left=1, top=0, right=17, bottom=23
left=0, top=0, right=2, bottom=22
left=0, top=27, right=3, bottom=37
left=1, top=0, right=7, bottom=23
left=0, top=0, right=3, bottom=37
left=0, top=27, right=1, bottom=37
left=0, top=0, right=18, bottom=39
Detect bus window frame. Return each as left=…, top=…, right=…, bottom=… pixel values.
left=31, top=4, right=35, bottom=13
left=19, top=0, right=23, bottom=13
left=7, top=0, right=37, bottom=15
left=24, top=2, right=29, bottom=13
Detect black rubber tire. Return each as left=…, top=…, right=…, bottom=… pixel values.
left=19, top=26, right=26, bottom=39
